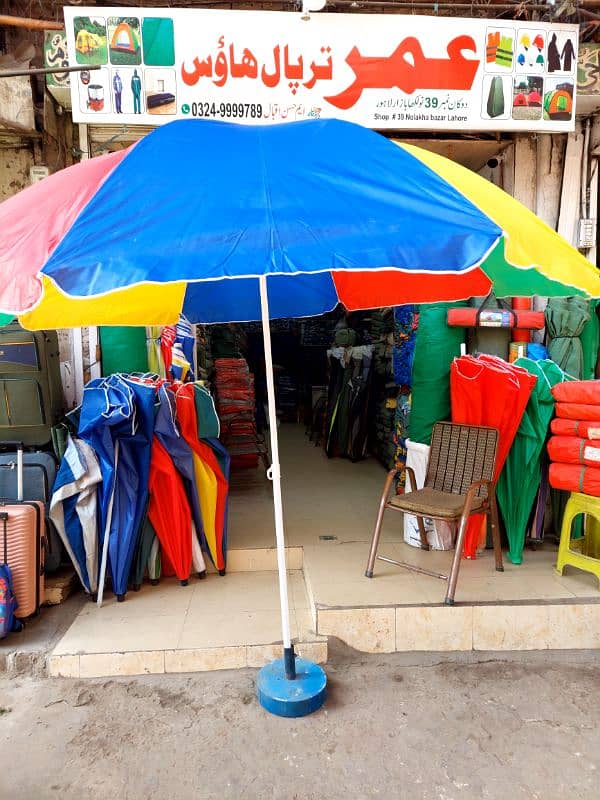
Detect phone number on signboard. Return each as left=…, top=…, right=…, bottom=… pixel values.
left=184, top=102, right=264, bottom=119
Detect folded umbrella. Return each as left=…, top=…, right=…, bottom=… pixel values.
left=49, top=435, right=102, bottom=594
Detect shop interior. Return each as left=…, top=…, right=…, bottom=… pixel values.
left=35, top=291, right=599, bottom=674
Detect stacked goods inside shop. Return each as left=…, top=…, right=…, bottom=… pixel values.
left=548, top=380, right=600, bottom=497
left=214, top=357, right=266, bottom=470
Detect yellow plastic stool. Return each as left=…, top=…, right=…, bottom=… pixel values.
left=555, top=492, right=600, bottom=587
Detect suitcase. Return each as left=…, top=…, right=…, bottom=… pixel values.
left=0, top=450, right=62, bottom=573
left=0, top=322, right=64, bottom=447
left=0, top=446, right=45, bottom=618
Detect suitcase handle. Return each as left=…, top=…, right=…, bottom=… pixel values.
left=0, top=444, right=25, bottom=502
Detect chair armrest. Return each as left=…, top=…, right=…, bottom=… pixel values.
left=405, top=466, right=418, bottom=493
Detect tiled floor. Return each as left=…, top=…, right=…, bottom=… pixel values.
left=50, top=424, right=600, bottom=675
left=49, top=570, right=326, bottom=678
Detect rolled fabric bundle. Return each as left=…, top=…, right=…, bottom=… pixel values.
left=550, top=418, right=600, bottom=439
left=447, top=308, right=544, bottom=329
left=555, top=402, right=600, bottom=421
left=549, top=462, right=600, bottom=496
left=552, top=380, right=600, bottom=405
left=547, top=435, right=600, bottom=467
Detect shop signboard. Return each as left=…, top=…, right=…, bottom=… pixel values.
left=63, top=7, right=579, bottom=132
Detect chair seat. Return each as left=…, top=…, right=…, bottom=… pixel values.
left=388, top=488, right=483, bottom=518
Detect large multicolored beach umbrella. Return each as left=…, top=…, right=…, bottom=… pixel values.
left=0, top=118, right=597, bottom=714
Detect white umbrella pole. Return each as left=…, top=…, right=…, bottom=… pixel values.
left=259, top=276, right=296, bottom=679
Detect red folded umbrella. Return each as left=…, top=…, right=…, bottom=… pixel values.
left=148, top=438, right=193, bottom=583
left=174, top=384, right=229, bottom=572
left=451, top=355, right=536, bottom=557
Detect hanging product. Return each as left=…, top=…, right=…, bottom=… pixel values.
left=545, top=297, right=591, bottom=379
left=579, top=300, right=599, bottom=380
left=326, top=344, right=373, bottom=461
left=496, top=358, right=571, bottom=564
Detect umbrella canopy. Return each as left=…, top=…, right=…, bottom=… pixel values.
left=0, top=119, right=597, bottom=330
left=496, top=358, right=572, bottom=564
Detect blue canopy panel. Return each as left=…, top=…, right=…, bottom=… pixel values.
left=182, top=272, right=339, bottom=323
left=41, top=119, right=501, bottom=298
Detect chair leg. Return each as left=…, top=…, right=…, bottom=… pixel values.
left=490, top=493, right=504, bottom=573
left=444, top=509, right=472, bottom=605
left=365, top=469, right=396, bottom=578
left=416, top=515, right=430, bottom=551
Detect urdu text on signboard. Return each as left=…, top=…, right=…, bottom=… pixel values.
left=63, top=7, right=579, bottom=132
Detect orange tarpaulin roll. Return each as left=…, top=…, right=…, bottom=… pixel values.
left=552, top=380, right=600, bottom=406
left=550, top=418, right=600, bottom=439
left=549, top=462, right=600, bottom=497
left=555, top=402, right=600, bottom=421
left=547, top=436, right=600, bottom=468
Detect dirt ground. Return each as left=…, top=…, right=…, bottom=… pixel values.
left=0, top=643, right=598, bottom=800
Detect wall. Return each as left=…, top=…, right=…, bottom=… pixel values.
left=0, top=144, right=33, bottom=200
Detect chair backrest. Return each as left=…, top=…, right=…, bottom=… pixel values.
left=425, top=422, right=498, bottom=496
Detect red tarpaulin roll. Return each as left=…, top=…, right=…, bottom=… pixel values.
left=550, top=418, right=600, bottom=439
left=446, top=308, right=544, bottom=329
left=552, top=380, right=600, bottom=405
left=549, top=462, right=600, bottom=496
left=547, top=436, right=600, bottom=468
left=451, top=354, right=536, bottom=557
left=555, top=402, right=600, bottom=421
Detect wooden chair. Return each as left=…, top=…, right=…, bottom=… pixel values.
left=365, top=422, right=503, bottom=605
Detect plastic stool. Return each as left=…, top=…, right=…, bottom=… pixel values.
left=555, top=492, right=600, bottom=587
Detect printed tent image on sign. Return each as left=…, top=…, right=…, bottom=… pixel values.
left=108, top=17, right=141, bottom=66
left=111, top=23, right=137, bottom=54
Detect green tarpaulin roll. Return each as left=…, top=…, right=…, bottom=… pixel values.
left=545, top=297, right=591, bottom=379
left=408, top=302, right=467, bottom=445
left=100, top=326, right=149, bottom=376
left=580, top=299, right=599, bottom=380
left=496, top=358, right=572, bottom=565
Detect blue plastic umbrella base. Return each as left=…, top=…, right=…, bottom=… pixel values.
left=257, top=658, right=327, bottom=717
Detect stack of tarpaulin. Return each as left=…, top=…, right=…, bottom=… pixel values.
left=214, top=358, right=260, bottom=468
left=547, top=380, right=600, bottom=498
left=49, top=374, right=229, bottom=602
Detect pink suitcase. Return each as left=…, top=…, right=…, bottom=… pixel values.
left=0, top=445, right=44, bottom=618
